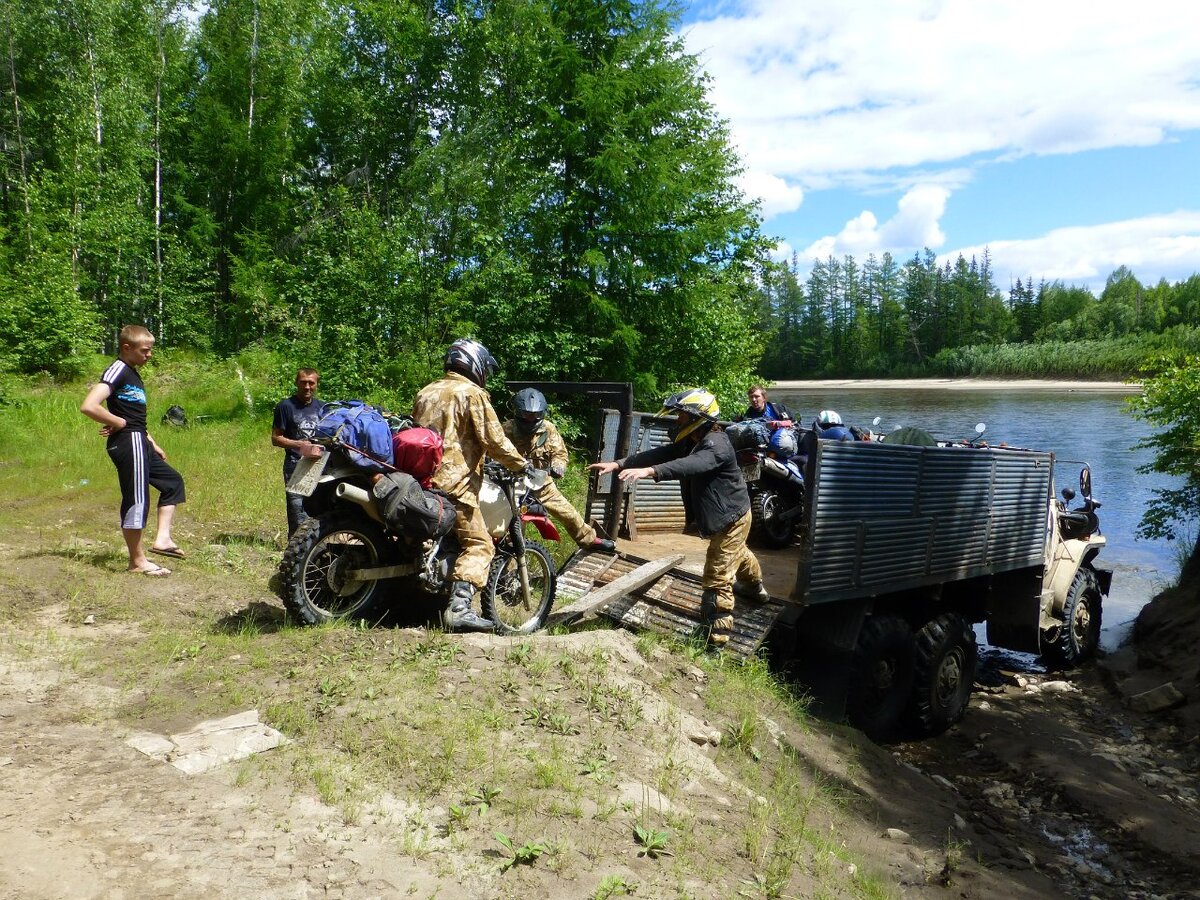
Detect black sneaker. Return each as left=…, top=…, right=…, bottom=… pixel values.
left=588, top=538, right=617, bottom=553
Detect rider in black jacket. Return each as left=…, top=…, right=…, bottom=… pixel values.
left=591, top=389, right=769, bottom=648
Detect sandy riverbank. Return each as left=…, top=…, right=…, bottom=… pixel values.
left=771, top=378, right=1141, bottom=392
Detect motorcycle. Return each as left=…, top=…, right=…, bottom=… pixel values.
left=729, top=422, right=807, bottom=550
left=279, top=440, right=559, bottom=635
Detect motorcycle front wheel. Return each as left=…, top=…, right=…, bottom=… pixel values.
left=483, top=540, right=557, bottom=635
left=279, top=512, right=390, bottom=625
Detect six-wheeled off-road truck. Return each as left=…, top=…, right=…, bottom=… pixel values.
left=559, top=404, right=1111, bottom=740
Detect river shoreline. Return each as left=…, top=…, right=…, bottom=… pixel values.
left=771, top=378, right=1141, bottom=393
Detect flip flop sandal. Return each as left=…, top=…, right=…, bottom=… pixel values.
left=150, top=546, right=186, bottom=560
left=132, top=564, right=172, bottom=577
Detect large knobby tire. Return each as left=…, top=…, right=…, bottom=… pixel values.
left=910, top=613, right=977, bottom=736
left=279, top=513, right=391, bottom=625
left=847, top=615, right=916, bottom=741
left=749, top=489, right=796, bottom=549
left=483, top=540, right=557, bottom=635
left=1041, top=565, right=1103, bottom=669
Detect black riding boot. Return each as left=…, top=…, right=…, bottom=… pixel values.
left=443, top=581, right=496, bottom=632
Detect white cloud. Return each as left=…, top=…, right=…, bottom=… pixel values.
left=802, top=185, right=949, bottom=260
left=770, top=239, right=794, bottom=262
left=943, top=211, right=1200, bottom=292
left=737, top=170, right=804, bottom=218
left=682, top=0, right=1200, bottom=192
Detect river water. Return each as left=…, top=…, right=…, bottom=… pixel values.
left=768, top=383, right=1181, bottom=650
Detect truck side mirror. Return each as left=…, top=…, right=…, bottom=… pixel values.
left=1079, top=467, right=1092, bottom=499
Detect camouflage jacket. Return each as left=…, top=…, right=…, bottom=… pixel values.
left=412, top=372, right=526, bottom=504
left=502, top=419, right=569, bottom=472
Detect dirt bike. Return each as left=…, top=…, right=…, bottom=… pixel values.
left=279, top=441, right=559, bottom=635
left=733, top=427, right=807, bottom=550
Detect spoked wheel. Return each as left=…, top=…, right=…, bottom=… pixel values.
left=910, top=613, right=977, bottom=736
left=1041, top=565, right=1103, bottom=669
left=847, top=615, right=915, bottom=741
left=279, top=513, right=390, bottom=625
left=483, top=540, right=557, bottom=635
left=750, top=489, right=796, bottom=549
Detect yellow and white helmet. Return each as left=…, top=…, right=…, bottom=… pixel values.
left=659, top=388, right=720, bottom=443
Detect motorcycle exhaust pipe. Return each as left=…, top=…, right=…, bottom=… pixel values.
left=334, top=482, right=385, bottom=524
left=760, top=455, right=804, bottom=487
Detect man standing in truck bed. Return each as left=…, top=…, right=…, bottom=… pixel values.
left=590, top=388, right=769, bottom=649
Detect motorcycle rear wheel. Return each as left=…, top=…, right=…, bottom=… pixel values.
left=279, top=513, right=390, bottom=625
left=483, top=540, right=557, bottom=635
left=750, top=489, right=796, bottom=549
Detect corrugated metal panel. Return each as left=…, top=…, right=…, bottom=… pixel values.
left=587, top=409, right=623, bottom=524
left=799, top=441, right=1052, bottom=604
left=556, top=550, right=786, bottom=660
left=627, top=417, right=687, bottom=533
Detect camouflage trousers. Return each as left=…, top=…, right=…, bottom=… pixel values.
left=701, top=508, right=762, bottom=646
left=533, top=480, right=597, bottom=547
left=448, top=496, right=495, bottom=589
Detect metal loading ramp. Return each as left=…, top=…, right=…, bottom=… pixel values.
left=555, top=550, right=789, bottom=659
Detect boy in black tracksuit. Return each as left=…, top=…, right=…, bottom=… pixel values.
left=591, top=389, right=768, bottom=648
left=80, top=325, right=186, bottom=576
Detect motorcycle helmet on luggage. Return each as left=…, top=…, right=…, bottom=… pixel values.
left=660, top=388, right=720, bottom=443
left=445, top=338, right=498, bottom=387
left=511, top=388, right=547, bottom=435
left=816, top=409, right=842, bottom=428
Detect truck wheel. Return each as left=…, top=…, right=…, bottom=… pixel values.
left=750, top=490, right=795, bottom=549
left=911, top=613, right=977, bottom=736
left=279, top=513, right=391, bottom=625
left=848, top=615, right=915, bottom=741
left=1041, top=566, right=1102, bottom=669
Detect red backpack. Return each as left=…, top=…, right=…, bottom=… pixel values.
left=392, top=427, right=444, bottom=488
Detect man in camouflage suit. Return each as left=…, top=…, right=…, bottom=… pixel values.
left=413, top=339, right=528, bottom=631
left=503, top=388, right=616, bottom=554
left=590, top=388, right=769, bottom=649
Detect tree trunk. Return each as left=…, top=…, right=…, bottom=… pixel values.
left=3, top=0, right=31, bottom=238
left=247, top=0, right=258, bottom=140
left=154, top=12, right=165, bottom=342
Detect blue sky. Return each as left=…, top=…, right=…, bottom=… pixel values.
left=677, top=0, right=1200, bottom=292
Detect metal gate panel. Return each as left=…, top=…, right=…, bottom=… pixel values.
left=587, top=409, right=623, bottom=525
left=626, top=417, right=687, bottom=533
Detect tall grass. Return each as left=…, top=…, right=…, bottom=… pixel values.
left=0, top=352, right=291, bottom=546
left=0, top=349, right=596, bottom=552
left=927, top=326, right=1200, bottom=379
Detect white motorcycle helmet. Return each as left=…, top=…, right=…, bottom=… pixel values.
left=816, top=409, right=842, bottom=427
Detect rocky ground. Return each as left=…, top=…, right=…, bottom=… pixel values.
left=900, top=640, right=1200, bottom=900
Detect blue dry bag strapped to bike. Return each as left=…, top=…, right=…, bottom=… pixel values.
left=315, top=401, right=395, bottom=471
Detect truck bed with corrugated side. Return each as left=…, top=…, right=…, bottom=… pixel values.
left=562, top=410, right=1054, bottom=658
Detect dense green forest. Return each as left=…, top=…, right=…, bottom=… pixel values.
left=2, top=0, right=1198, bottom=406
left=757, top=252, right=1200, bottom=379
left=0, top=0, right=769, bottom=403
